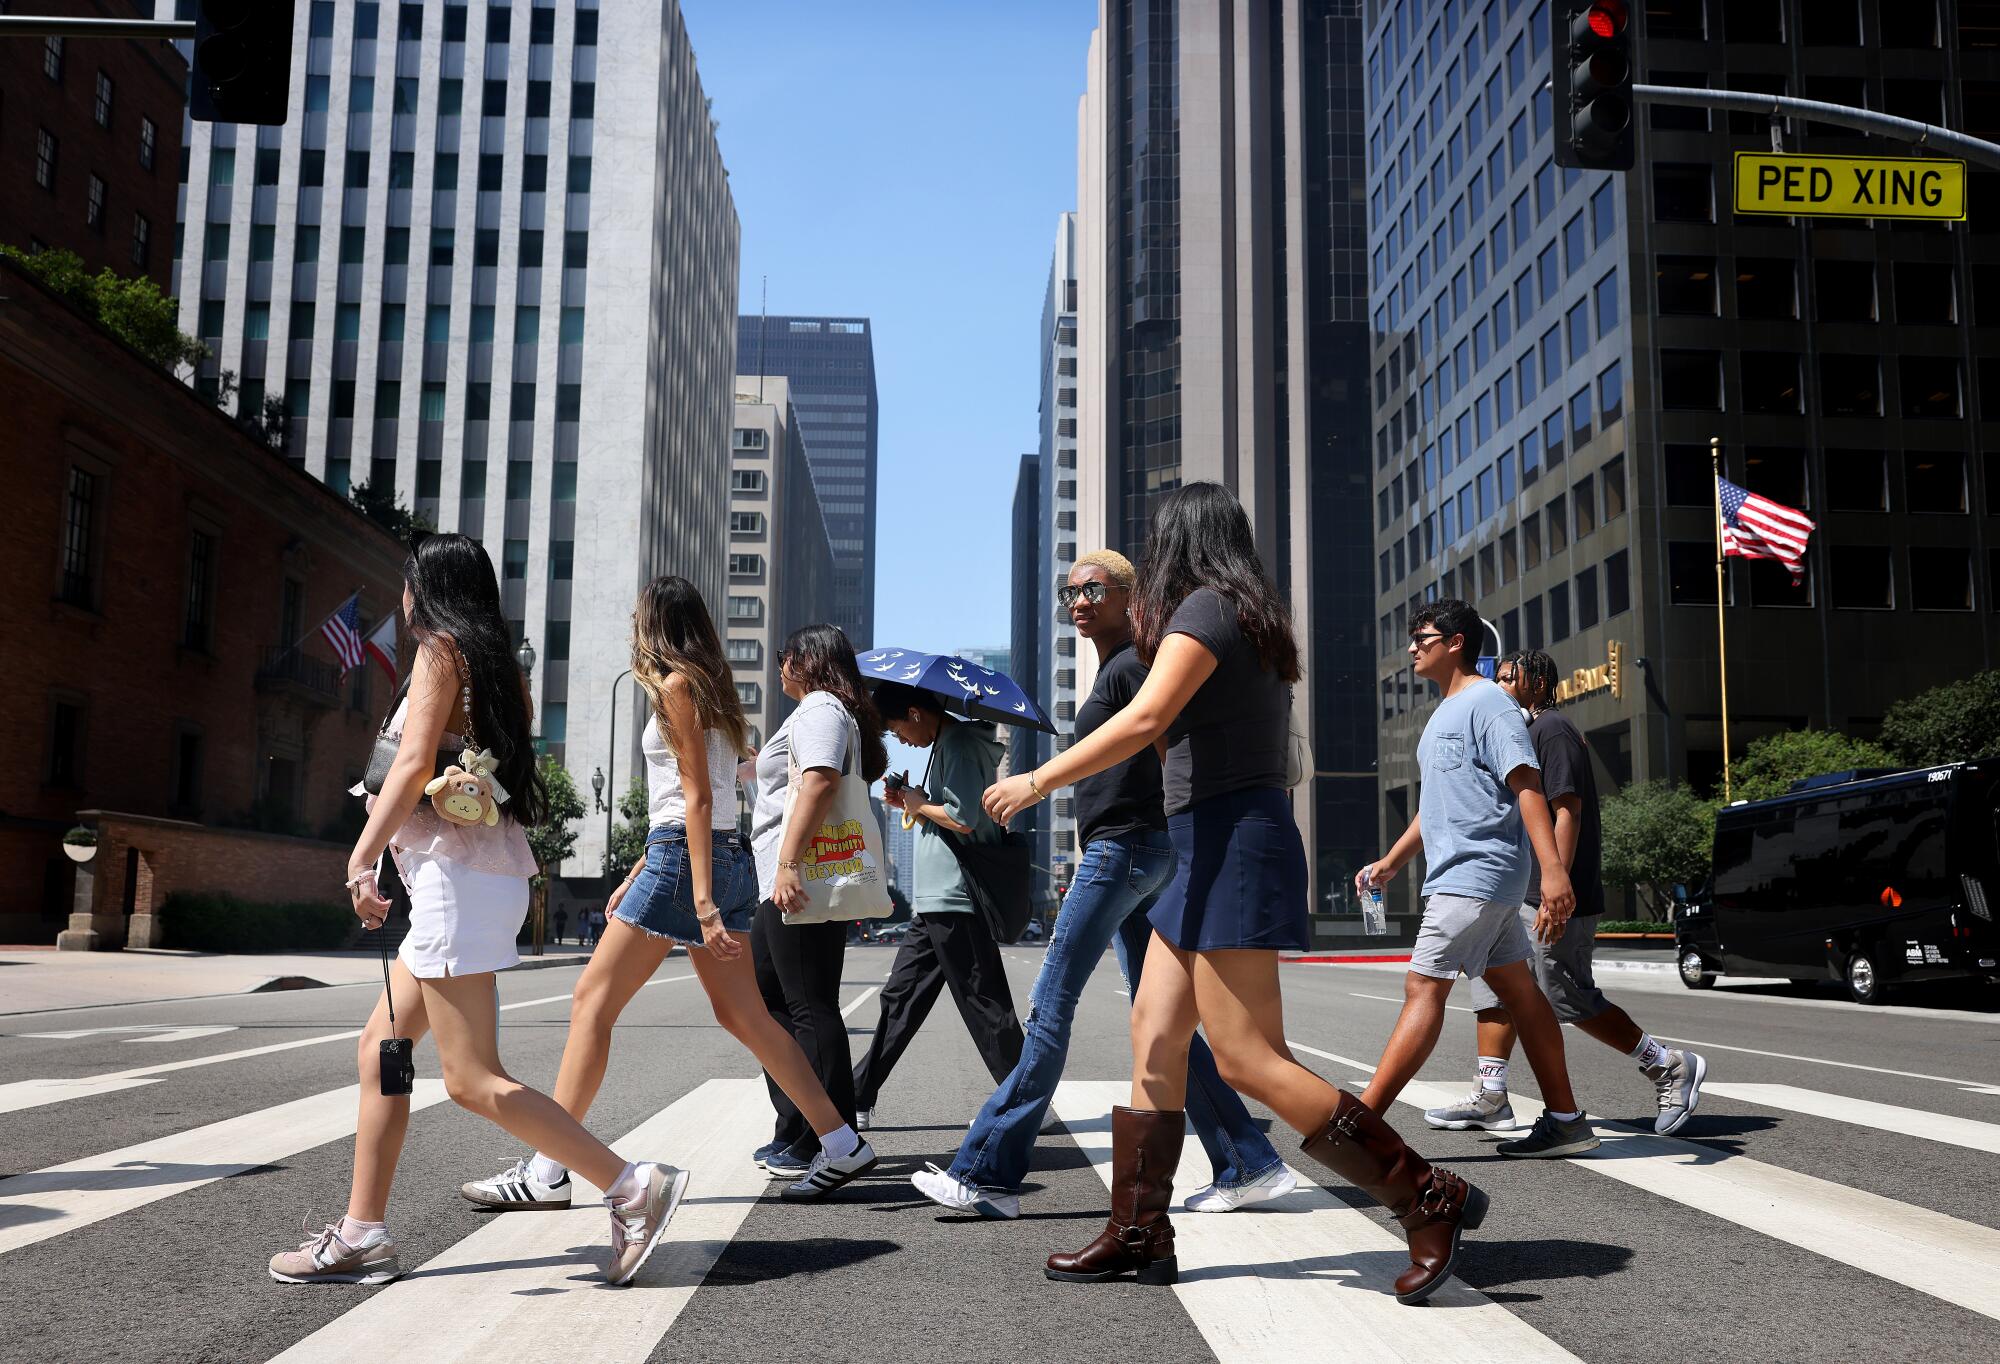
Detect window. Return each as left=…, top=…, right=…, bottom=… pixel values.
left=1656, top=256, right=1717, bottom=315
left=35, top=128, right=57, bottom=190
left=43, top=34, right=63, bottom=81
left=502, top=539, right=528, bottom=580
left=506, top=459, right=532, bottom=499
left=1598, top=361, right=1623, bottom=426
left=183, top=531, right=216, bottom=650
left=1549, top=582, right=1572, bottom=642
left=1742, top=448, right=1807, bottom=509
left=1669, top=541, right=1730, bottom=605
left=727, top=638, right=760, bottom=664
left=1575, top=568, right=1600, bottom=631
left=131, top=212, right=151, bottom=268
left=1820, top=355, right=1883, bottom=417
left=94, top=71, right=114, bottom=127
left=1907, top=548, right=1972, bottom=610
left=172, top=726, right=204, bottom=815
left=1570, top=387, right=1594, bottom=447
left=1653, top=165, right=1712, bottom=223
left=1901, top=358, right=1962, bottom=419
left=1831, top=545, right=1894, bottom=609
left=548, top=539, right=573, bottom=580
left=728, top=553, right=763, bottom=576
left=60, top=466, right=98, bottom=607
left=1736, top=259, right=1798, bottom=320
left=727, top=596, right=762, bottom=622
left=1907, top=451, right=1968, bottom=513
left=729, top=510, right=764, bottom=534
left=1883, top=4, right=1939, bottom=49
left=1661, top=350, right=1722, bottom=410
left=1726, top=0, right=1784, bottom=41
left=1747, top=559, right=1812, bottom=609
left=1605, top=550, right=1631, bottom=617
left=1826, top=449, right=1888, bottom=511
left=1741, top=352, right=1802, bottom=414
left=1804, top=2, right=1862, bottom=45
left=731, top=469, right=766, bottom=494
left=736, top=681, right=762, bottom=708
left=139, top=116, right=156, bottom=171
left=731, top=428, right=768, bottom=452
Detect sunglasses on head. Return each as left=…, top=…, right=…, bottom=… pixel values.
left=1057, top=582, right=1114, bottom=608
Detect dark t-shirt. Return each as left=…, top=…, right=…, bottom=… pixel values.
left=1524, top=709, right=1605, bottom=916
left=1072, top=640, right=1168, bottom=847
left=1161, top=587, right=1290, bottom=816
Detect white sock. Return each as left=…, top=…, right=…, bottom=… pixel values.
left=338, top=1216, right=385, bottom=1244
left=527, top=1153, right=567, bottom=1186
left=820, top=1124, right=860, bottom=1161
left=607, top=1161, right=647, bottom=1205
left=1629, top=1034, right=1668, bottom=1071
left=1547, top=1109, right=1583, bottom=1123
left=1475, top=1056, right=1509, bottom=1092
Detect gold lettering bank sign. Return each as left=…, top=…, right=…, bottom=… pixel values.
left=1733, top=152, right=1966, bottom=221
left=1552, top=640, right=1627, bottom=707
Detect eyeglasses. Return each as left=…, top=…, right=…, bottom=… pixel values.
left=1408, top=632, right=1446, bottom=650
left=1057, top=582, right=1113, bottom=608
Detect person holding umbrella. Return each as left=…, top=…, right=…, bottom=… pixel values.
left=849, top=669, right=1029, bottom=1130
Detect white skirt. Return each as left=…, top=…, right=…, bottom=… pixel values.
left=396, top=849, right=530, bottom=978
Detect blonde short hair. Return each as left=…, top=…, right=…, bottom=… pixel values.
left=1072, top=549, right=1137, bottom=590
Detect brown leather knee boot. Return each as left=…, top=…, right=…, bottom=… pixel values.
left=1300, top=1091, right=1487, bottom=1305
left=1045, top=1105, right=1183, bottom=1285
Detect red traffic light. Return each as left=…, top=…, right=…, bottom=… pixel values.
left=1571, top=0, right=1627, bottom=46
left=1587, top=4, right=1623, bottom=39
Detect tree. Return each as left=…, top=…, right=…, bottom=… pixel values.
left=1879, top=670, right=2000, bottom=768
left=1, top=245, right=206, bottom=373
left=1726, top=729, right=1897, bottom=805
left=1600, top=781, right=1715, bottom=921
left=349, top=478, right=436, bottom=545
left=525, top=757, right=586, bottom=879
left=603, top=775, right=649, bottom=877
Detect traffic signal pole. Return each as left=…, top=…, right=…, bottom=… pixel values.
left=0, top=17, right=193, bottom=38
left=1632, top=85, right=2000, bottom=173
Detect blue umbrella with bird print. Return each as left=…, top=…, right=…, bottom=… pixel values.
left=856, top=648, right=1057, bottom=734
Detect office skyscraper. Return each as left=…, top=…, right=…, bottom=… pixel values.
left=1037, top=213, right=1082, bottom=885
left=169, top=0, right=739, bottom=874
left=1361, top=0, right=2000, bottom=920
left=737, top=315, right=880, bottom=647
left=1076, top=0, right=1377, bottom=921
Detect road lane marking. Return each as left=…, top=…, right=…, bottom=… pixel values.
left=1285, top=1041, right=2000, bottom=1323
left=0, top=975, right=694, bottom=1116
left=1348, top=991, right=1473, bottom=1014
left=1050, top=1080, right=1580, bottom=1362
left=1701, top=1083, right=2000, bottom=1155
left=839, top=985, right=879, bottom=1019
left=19, top=1025, right=241, bottom=1044
left=271, top=1078, right=775, bottom=1363
left=0, top=1081, right=451, bottom=1256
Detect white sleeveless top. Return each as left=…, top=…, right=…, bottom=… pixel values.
left=642, top=715, right=740, bottom=830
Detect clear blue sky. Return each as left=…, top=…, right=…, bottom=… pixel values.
left=684, top=0, right=1096, bottom=666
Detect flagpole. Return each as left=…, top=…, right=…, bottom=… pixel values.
left=1711, top=437, right=1732, bottom=803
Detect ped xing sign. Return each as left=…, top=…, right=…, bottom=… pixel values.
left=1733, top=152, right=1965, bottom=220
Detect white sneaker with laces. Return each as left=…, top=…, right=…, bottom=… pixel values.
left=910, top=1161, right=1019, bottom=1220
left=460, top=1156, right=572, bottom=1209
left=1184, top=1162, right=1299, bottom=1213
left=780, top=1139, right=880, bottom=1201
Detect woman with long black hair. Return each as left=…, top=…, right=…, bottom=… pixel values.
left=748, top=624, right=889, bottom=1173
left=457, top=578, right=876, bottom=1209
left=985, top=483, right=1486, bottom=1306
left=270, top=533, right=681, bottom=1288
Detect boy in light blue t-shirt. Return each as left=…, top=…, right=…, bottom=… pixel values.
left=1356, top=599, right=1598, bottom=1160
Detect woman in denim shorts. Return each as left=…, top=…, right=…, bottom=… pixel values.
left=457, top=576, right=873, bottom=1211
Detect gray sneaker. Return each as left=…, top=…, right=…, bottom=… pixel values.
left=1646, top=1048, right=1708, bottom=1136
left=1423, top=1087, right=1518, bottom=1131
left=1496, top=1109, right=1600, bottom=1158
left=604, top=1162, right=690, bottom=1286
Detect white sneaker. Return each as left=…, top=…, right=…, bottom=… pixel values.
left=460, top=1156, right=572, bottom=1210
left=780, top=1139, right=880, bottom=1201
left=1184, top=1163, right=1299, bottom=1213
left=910, top=1161, right=1019, bottom=1220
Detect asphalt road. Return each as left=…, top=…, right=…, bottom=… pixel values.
left=3, top=943, right=1999, bottom=1363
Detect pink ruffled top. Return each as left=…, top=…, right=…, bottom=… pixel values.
left=353, top=699, right=539, bottom=879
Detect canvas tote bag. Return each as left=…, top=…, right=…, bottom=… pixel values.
left=780, top=705, right=894, bottom=924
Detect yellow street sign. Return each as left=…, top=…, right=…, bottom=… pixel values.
left=1733, top=152, right=1965, bottom=220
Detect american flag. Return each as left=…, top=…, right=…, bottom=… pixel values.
left=1719, top=476, right=1816, bottom=584
left=320, top=593, right=365, bottom=673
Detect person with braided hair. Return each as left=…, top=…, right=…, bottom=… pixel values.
left=1423, top=649, right=1710, bottom=1138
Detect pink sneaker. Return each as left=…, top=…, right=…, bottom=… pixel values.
left=605, top=1163, right=689, bottom=1286
left=268, top=1217, right=400, bottom=1285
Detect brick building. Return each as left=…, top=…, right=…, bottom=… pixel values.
left=0, top=254, right=407, bottom=946
left=0, top=0, right=186, bottom=290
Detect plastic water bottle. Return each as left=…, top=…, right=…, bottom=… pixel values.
left=1362, top=880, right=1388, bottom=937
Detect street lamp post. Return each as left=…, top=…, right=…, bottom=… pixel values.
left=604, top=667, right=634, bottom=879
left=590, top=765, right=606, bottom=813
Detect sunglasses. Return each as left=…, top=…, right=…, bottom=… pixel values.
left=1057, top=582, right=1114, bottom=608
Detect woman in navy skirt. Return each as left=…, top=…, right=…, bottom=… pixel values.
left=985, top=482, right=1486, bottom=1306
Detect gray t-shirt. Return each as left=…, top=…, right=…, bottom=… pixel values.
left=1160, top=587, right=1290, bottom=815
left=750, top=691, right=856, bottom=901
left=1416, top=678, right=1541, bottom=903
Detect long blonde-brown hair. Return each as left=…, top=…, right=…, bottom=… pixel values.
left=631, top=575, right=750, bottom=756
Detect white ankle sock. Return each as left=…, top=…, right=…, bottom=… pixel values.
left=820, top=1124, right=859, bottom=1161
left=1629, top=1034, right=1668, bottom=1071
left=527, top=1153, right=567, bottom=1185
left=338, top=1216, right=385, bottom=1244
left=607, top=1161, right=647, bottom=1205
left=1547, top=1109, right=1582, bottom=1123
left=1476, top=1056, right=1509, bottom=1092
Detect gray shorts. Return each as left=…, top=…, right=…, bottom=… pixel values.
left=1410, top=894, right=1533, bottom=981
left=1468, top=908, right=1611, bottom=1022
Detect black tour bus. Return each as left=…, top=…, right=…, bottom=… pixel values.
left=1676, top=760, right=2000, bottom=1004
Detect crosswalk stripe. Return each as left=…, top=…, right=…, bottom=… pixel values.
left=1287, top=1040, right=2000, bottom=1324
left=1702, top=1082, right=2000, bottom=1156
left=1050, top=1080, right=1582, bottom=1362
left=0, top=974, right=694, bottom=1117
left=270, top=1078, right=775, bottom=1363
left=0, top=1081, right=450, bottom=1257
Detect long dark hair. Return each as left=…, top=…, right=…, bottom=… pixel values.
left=631, top=575, right=751, bottom=756
left=402, top=532, right=548, bottom=826
left=1132, top=481, right=1300, bottom=683
left=782, top=624, right=889, bottom=783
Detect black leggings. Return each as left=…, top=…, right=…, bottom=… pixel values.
left=752, top=898, right=856, bottom=1151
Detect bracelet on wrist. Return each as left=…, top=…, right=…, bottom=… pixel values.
left=776, top=858, right=802, bottom=871
left=1028, top=769, right=1045, bottom=801
left=344, top=870, right=377, bottom=889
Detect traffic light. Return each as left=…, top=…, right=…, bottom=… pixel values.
left=1551, top=1, right=1634, bottom=171
left=189, top=1, right=297, bottom=125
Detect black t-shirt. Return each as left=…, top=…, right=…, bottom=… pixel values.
left=1072, top=640, right=1168, bottom=847
left=1525, top=709, right=1605, bottom=915
left=1160, top=587, right=1290, bottom=816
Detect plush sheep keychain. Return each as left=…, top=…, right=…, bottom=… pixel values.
left=425, top=748, right=512, bottom=827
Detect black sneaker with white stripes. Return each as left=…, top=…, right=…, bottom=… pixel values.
left=779, top=1140, right=878, bottom=1201
left=460, top=1156, right=573, bottom=1209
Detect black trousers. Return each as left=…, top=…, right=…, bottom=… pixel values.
left=752, top=898, right=856, bottom=1151
left=852, top=911, right=1024, bottom=1111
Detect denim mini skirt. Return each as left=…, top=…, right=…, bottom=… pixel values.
left=616, top=824, right=758, bottom=944
left=1148, top=786, right=1310, bottom=953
